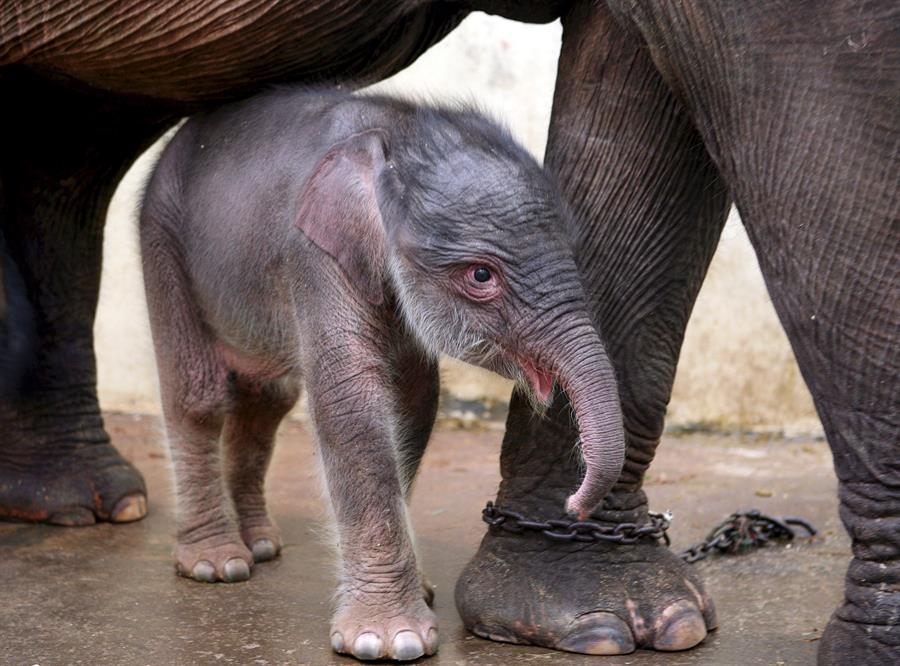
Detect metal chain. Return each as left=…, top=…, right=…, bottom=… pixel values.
left=679, top=510, right=817, bottom=563
left=482, top=502, right=672, bottom=546
left=481, top=503, right=817, bottom=562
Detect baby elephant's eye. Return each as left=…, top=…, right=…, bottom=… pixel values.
left=460, top=263, right=501, bottom=302
left=473, top=266, right=492, bottom=283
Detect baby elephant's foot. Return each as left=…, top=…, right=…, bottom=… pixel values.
left=331, top=595, right=438, bottom=661
left=174, top=535, right=254, bottom=583
left=240, top=523, right=283, bottom=563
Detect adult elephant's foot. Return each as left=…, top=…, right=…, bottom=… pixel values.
left=455, top=528, right=715, bottom=655
left=819, top=613, right=899, bottom=665
left=817, top=558, right=900, bottom=665
left=817, top=484, right=900, bottom=664
left=0, top=403, right=147, bottom=526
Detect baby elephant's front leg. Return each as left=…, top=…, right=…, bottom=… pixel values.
left=310, top=354, right=437, bottom=661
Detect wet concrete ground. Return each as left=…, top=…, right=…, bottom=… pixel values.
left=1, top=414, right=846, bottom=666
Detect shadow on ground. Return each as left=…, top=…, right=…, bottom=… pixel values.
left=0, top=414, right=845, bottom=665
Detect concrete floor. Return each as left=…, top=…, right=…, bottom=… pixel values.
left=1, top=414, right=846, bottom=666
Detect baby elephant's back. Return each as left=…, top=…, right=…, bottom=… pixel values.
left=141, top=89, right=356, bottom=346
left=164, top=89, right=346, bottom=266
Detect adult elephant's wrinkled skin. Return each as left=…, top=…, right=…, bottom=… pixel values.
left=1, top=2, right=897, bottom=663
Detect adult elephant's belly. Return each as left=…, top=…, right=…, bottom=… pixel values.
left=0, top=0, right=465, bottom=101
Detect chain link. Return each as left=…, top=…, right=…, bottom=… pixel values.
left=481, top=503, right=817, bottom=562
left=482, top=502, right=672, bottom=546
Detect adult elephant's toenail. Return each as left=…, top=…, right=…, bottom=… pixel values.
left=421, top=577, right=436, bottom=606
left=223, top=557, right=250, bottom=582
left=424, top=627, right=439, bottom=654
left=111, top=494, right=147, bottom=522
left=330, top=632, right=345, bottom=652
left=684, top=577, right=718, bottom=630
left=251, top=539, right=277, bottom=562
left=392, top=630, right=425, bottom=661
left=557, top=612, right=636, bottom=655
left=191, top=560, right=216, bottom=582
left=47, top=506, right=96, bottom=526
left=652, top=600, right=708, bottom=651
left=352, top=632, right=383, bottom=660
left=471, top=622, right=521, bottom=643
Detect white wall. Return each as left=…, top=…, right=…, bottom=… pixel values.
left=95, top=12, right=819, bottom=433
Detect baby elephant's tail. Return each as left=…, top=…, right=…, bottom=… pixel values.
left=0, top=231, right=36, bottom=396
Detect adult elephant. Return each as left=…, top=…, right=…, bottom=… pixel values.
left=1, top=1, right=897, bottom=664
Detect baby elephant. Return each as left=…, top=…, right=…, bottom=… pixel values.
left=140, top=88, right=625, bottom=661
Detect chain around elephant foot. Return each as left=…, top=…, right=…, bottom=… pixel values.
left=455, top=517, right=715, bottom=655
left=0, top=393, right=147, bottom=526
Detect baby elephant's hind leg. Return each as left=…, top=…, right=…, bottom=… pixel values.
left=166, top=402, right=254, bottom=583
left=148, top=329, right=253, bottom=583
left=223, top=378, right=299, bottom=563
left=142, top=215, right=253, bottom=584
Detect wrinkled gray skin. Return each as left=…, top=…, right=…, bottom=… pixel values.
left=2, top=2, right=898, bottom=663
left=140, top=88, right=625, bottom=661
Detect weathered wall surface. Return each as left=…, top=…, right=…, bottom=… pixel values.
left=95, top=13, right=819, bottom=433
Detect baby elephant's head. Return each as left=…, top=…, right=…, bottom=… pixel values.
left=296, top=103, right=624, bottom=517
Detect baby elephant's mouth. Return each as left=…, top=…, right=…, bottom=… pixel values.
left=520, top=360, right=556, bottom=405
left=477, top=348, right=556, bottom=406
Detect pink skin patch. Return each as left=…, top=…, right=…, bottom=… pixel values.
left=215, top=341, right=291, bottom=387
left=521, top=361, right=556, bottom=405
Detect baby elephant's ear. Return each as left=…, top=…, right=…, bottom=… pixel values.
left=295, top=130, right=387, bottom=304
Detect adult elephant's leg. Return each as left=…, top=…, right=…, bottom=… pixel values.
left=0, top=72, right=177, bottom=524
left=615, top=4, right=900, bottom=661
left=455, top=2, right=730, bottom=654
left=744, top=121, right=899, bottom=666
left=726, top=80, right=899, bottom=666
left=0, top=189, right=36, bottom=395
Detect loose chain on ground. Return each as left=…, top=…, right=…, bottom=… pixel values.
left=482, top=502, right=817, bottom=562
left=679, top=510, right=817, bottom=562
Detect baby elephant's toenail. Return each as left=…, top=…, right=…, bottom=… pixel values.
left=392, top=631, right=425, bottom=660
left=251, top=539, right=277, bottom=562
left=191, top=560, right=216, bottom=582
left=330, top=632, right=345, bottom=652
left=352, top=632, right=383, bottom=660
left=223, top=558, right=250, bottom=582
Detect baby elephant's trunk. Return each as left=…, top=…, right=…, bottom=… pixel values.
left=550, top=324, right=626, bottom=518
